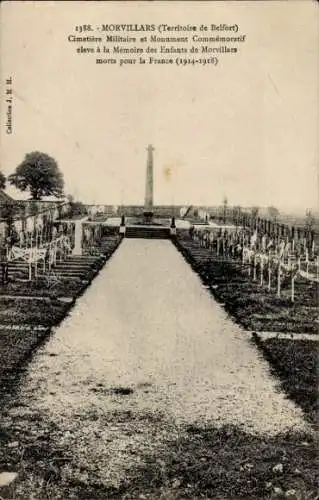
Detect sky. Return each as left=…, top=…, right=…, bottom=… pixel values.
left=1, top=1, right=318, bottom=213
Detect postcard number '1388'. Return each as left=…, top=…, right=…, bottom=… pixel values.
left=75, top=25, right=93, bottom=33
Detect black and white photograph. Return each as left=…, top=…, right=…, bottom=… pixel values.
left=0, top=1, right=318, bottom=498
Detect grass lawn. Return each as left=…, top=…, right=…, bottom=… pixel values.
left=254, top=338, right=318, bottom=425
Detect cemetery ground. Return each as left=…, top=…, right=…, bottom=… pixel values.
left=0, top=235, right=318, bottom=500
left=0, top=234, right=122, bottom=391
left=173, top=231, right=318, bottom=426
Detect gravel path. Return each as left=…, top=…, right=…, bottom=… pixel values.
left=2, top=239, right=311, bottom=492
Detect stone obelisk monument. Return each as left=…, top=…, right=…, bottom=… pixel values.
left=144, top=144, right=154, bottom=222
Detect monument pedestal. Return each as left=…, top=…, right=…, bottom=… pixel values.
left=143, top=211, right=154, bottom=225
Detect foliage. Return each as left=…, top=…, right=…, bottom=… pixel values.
left=66, top=194, right=74, bottom=203
left=267, top=206, right=280, bottom=221
left=8, top=151, right=64, bottom=200
left=221, top=196, right=228, bottom=223
left=0, top=171, right=6, bottom=190
left=232, top=205, right=242, bottom=224
left=0, top=202, right=15, bottom=220
left=251, top=206, right=260, bottom=218
left=0, top=203, right=18, bottom=243
left=304, top=210, right=315, bottom=233
left=28, top=202, right=40, bottom=216
left=69, top=201, right=87, bottom=217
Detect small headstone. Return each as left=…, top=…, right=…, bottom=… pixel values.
left=7, top=441, right=19, bottom=448
left=57, top=297, right=73, bottom=304
left=285, top=490, right=297, bottom=499
left=273, top=487, right=284, bottom=496
left=272, top=463, right=283, bottom=474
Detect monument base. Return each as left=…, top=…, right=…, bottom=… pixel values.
left=143, top=211, right=154, bottom=225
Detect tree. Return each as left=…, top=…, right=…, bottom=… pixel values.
left=0, top=171, right=6, bottom=190
left=70, top=200, right=87, bottom=217
left=66, top=194, right=74, bottom=203
left=251, top=206, right=259, bottom=218
left=305, top=209, right=315, bottom=234
left=304, top=209, right=315, bottom=249
left=222, top=196, right=228, bottom=224
left=8, top=151, right=64, bottom=200
left=267, top=206, right=280, bottom=221
left=0, top=202, right=18, bottom=245
left=232, top=205, right=242, bottom=225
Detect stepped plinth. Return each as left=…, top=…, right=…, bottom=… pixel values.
left=125, top=226, right=170, bottom=239
left=142, top=210, right=154, bottom=225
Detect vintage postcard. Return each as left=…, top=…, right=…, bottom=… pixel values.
left=0, top=1, right=318, bottom=499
